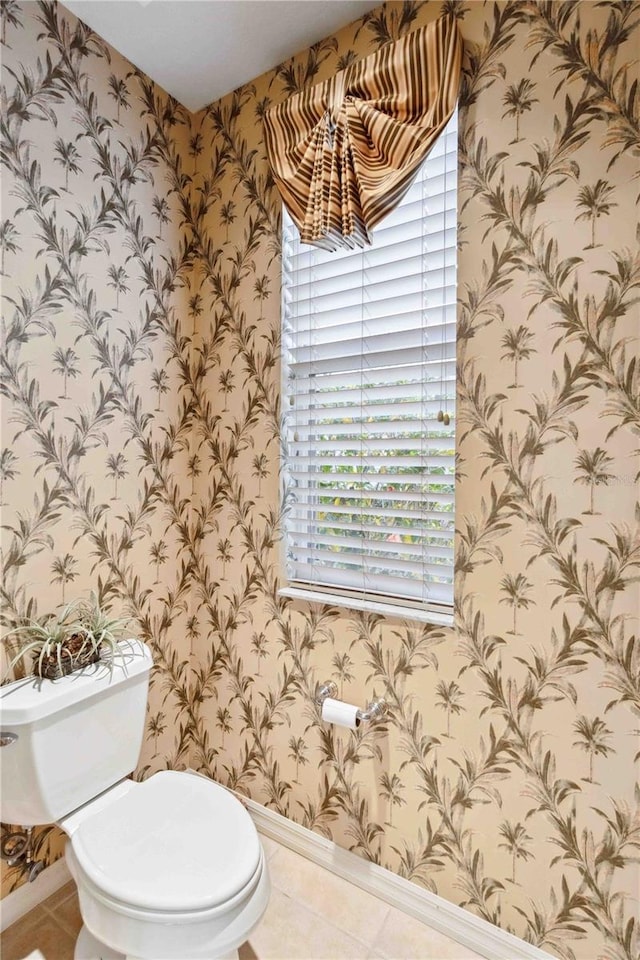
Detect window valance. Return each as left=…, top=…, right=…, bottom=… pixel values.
left=263, top=16, right=462, bottom=251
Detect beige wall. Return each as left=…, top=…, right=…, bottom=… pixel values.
left=188, top=4, right=639, bottom=960
left=0, top=0, right=194, bottom=895
left=2, top=3, right=639, bottom=959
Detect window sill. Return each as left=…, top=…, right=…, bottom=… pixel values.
left=278, top=586, right=454, bottom=628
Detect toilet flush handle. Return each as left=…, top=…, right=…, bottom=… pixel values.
left=0, top=731, right=18, bottom=747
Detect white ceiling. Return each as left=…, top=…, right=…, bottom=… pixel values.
left=62, top=0, right=381, bottom=113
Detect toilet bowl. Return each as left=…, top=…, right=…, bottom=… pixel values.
left=62, top=770, right=270, bottom=960
left=0, top=642, right=270, bottom=960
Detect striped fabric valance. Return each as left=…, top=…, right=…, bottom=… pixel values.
left=263, top=16, right=462, bottom=251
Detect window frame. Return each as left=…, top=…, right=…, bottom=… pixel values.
left=278, top=115, right=457, bottom=628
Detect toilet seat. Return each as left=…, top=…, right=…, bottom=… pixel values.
left=70, top=847, right=265, bottom=923
left=69, top=771, right=261, bottom=912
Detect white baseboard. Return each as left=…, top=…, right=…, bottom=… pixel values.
left=240, top=792, right=553, bottom=960
left=0, top=857, right=71, bottom=932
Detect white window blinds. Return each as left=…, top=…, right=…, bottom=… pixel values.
left=281, top=112, right=457, bottom=614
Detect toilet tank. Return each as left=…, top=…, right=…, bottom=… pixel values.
left=0, top=641, right=152, bottom=826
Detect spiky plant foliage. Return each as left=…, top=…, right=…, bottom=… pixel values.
left=3, top=594, right=133, bottom=679
left=75, top=591, right=131, bottom=649
left=3, top=599, right=82, bottom=678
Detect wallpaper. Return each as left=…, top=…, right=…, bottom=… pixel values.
left=186, top=4, right=639, bottom=960
left=0, top=0, right=196, bottom=895
left=1, top=3, right=639, bottom=960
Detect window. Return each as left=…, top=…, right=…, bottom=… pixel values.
left=280, top=112, right=457, bottom=622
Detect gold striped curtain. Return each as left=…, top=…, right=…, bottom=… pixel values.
left=263, top=16, right=462, bottom=251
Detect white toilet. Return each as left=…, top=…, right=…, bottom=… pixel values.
left=0, top=642, right=270, bottom=959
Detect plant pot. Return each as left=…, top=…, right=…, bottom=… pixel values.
left=33, top=633, right=101, bottom=680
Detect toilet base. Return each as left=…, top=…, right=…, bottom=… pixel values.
left=74, top=924, right=240, bottom=960
left=75, top=924, right=124, bottom=959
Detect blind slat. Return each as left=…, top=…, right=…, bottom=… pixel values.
left=286, top=283, right=457, bottom=327
left=290, top=558, right=453, bottom=589
left=289, top=454, right=454, bottom=465
left=291, top=368, right=456, bottom=394
left=292, top=389, right=455, bottom=413
left=295, top=488, right=453, bottom=510
left=291, top=577, right=452, bottom=607
left=287, top=319, right=456, bottom=353
left=290, top=518, right=454, bottom=540
left=289, top=531, right=454, bottom=559
left=289, top=342, right=455, bottom=377
left=287, top=281, right=457, bottom=313
left=290, top=420, right=455, bottom=439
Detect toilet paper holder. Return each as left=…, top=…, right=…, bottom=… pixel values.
left=314, top=680, right=388, bottom=724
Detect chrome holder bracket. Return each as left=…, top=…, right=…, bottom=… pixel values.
left=314, top=680, right=388, bottom=724
left=356, top=698, right=388, bottom=724
left=314, top=680, right=338, bottom=705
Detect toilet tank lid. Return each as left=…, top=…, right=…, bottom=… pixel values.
left=0, top=641, right=152, bottom=726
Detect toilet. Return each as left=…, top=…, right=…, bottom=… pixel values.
left=0, top=641, right=270, bottom=959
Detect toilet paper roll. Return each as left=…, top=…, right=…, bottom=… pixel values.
left=321, top=697, right=361, bottom=730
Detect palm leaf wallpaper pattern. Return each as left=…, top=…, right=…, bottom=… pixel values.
left=1, top=3, right=639, bottom=959
left=1, top=0, right=196, bottom=896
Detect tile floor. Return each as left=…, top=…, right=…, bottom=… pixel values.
left=1, top=834, right=484, bottom=960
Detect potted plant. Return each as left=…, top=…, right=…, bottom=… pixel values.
left=3, top=594, right=131, bottom=680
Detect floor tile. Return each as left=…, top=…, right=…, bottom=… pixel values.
left=259, top=834, right=281, bottom=860
left=268, top=845, right=391, bottom=948
left=376, top=906, right=484, bottom=960
left=243, top=888, right=370, bottom=959
left=44, top=891, right=83, bottom=938
left=2, top=912, right=76, bottom=960
left=39, top=883, right=75, bottom=913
